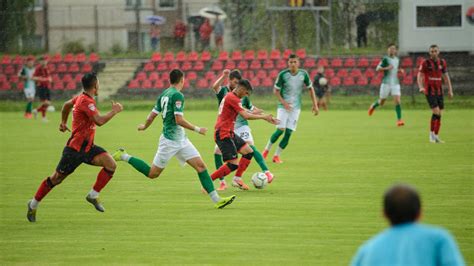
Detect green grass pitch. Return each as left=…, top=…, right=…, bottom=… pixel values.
left=0, top=109, right=472, bottom=264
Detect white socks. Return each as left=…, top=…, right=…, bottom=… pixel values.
left=88, top=189, right=100, bottom=199
left=121, top=153, right=131, bottom=162
left=265, top=141, right=273, bottom=151
left=209, top=191, right=220, bottom=203
left=275, top=147, right=283, bottom=156
left=29, top=199, right=39, bottom=209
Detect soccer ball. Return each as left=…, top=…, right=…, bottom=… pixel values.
left=319, top=77, right=328, bottom=86
left=251, top=172, right=268, bottom=189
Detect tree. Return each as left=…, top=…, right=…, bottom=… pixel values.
left=0, top=0, right=36, bottom=52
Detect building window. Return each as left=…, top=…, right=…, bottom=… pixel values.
left=157, top=0, right=176, bottom=9
left=34, top=0, right=43, bottom=10
left=416, top=5, right=462, bottom=28
left=126, top=0, right=142, bottom=7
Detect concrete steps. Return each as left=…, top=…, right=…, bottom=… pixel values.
left=97, top=59, right=144, bottom=101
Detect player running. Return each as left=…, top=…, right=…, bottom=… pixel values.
left=32, top=56, right=52, bottom=122
left=262, top=54, right=319, bottom=164
left=18, top=56, right=36, bottom=119
left=313, top=65, right=330, bottom=111
left=210, top=79, right=278, bottom=189
left=26, top=72, right=123, bottom=222
left=112, top=69, right=236, bottom=209
left=211, top=69, right=275, bottom=190
left=368, top=43, right=405, bottom=126
left=417, top=44, right=453, bottom=143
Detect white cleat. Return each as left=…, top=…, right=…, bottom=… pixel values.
left=429, top=132, right=436, bottom=143
left=434, top=135, right=445, bottom=144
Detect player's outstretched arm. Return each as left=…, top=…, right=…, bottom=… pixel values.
left=211, top=69, right=230, bottom=93
left=92, top=101, right=123, bottom=126
left=175, top=114, right=207, bottom=135
left=59, top=99, right=74, bottom=132
left=238, top=110, right=279, bottom=125
left=138, top=111, right=158, bottom=131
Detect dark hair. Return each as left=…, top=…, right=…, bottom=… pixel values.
left=384, top=184, right=421, bottom=225
left=387, top=43, right=397, bottom=48
left=229, top=69, right=242, bottom=80
left=169, top=69, right=184, bottom=84
left=238, top=79, right=253, bottom=92
left=288, top=54, right=299, bottom=60
left=81, top=72, right=98, bottom=90
left=429, top=44, right=439, bottom=49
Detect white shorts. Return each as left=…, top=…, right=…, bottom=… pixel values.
left=153, top=135, right=200, bottom=168
left=276, top=108, right=301, bottom=131
left=234, top=125, right=254, bottom=145
left=380, top=84, right=401, bottom=99
left=24, top=88, right=35, bottom=99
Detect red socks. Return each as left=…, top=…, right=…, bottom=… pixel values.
left=34, top=177, right=54, bottom=201
left=93, top=168, right=114, bottom=192
left=235, top=157, right=251, bottom=178
left=37, top=104, right=48, bottom=118
left=431, top=114, right=441, bottom=134
left=211, top=163, right=237, bottom=181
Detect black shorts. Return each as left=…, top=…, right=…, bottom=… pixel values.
left=56, top=145, right=107, bottom=175
left=38, top=87, right=51, bottom=101
left=215, top=130, right=247, bottom=162
left=425, top=94, right=444, bottom=109
left=316, top=89, right=326, bottom=99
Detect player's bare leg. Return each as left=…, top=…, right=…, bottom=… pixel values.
left=86, top=153, right=117, bottom=212
left=368, top=98, right=386, bottom=116
left=394, top=95, right=404, bottom=126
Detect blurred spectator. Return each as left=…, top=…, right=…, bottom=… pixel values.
left=32, top=56, right=52, bottom=122
left=351, top=184, right=465, bottom=266
left=214, top=16, right=224, bottom=51
left=313, top=66, right=330, bottom=111
left=199, top=19, right=212, bottom=51
left=174, top=19, right=187, bottom=49
left=356, top=13, right=369, bottom=48
left=18, top=56, right=36, bottom=119
left=150, top=23, right=161, bottom=51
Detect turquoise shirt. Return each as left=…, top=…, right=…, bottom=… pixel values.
left=351, top=223, right=465, bottom=266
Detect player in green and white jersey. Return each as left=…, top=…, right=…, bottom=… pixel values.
left=211, top=69, right=275, bottom=190
left=18, top=56, right=36, bottom=119
left=262, top=54, right=319, bottom=164
left=368, top=43, right=405, bottom=127
left=113, top=69, right=236, bottom=209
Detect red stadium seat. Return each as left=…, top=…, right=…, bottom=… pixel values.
left=304, top=58, right=316, bottom=68
left=4, top=65, right=15, bottom=75
left=401, top=57, right=413, bottom=68
left=163, top=52, right=174, bottom=62
left=218, top=51, right=228, bottom=61
left=310, top=69, right=318, bottom=78
left=193, top=61, right=204, bottom=71
left=269, top=69, right=279, bottom=79
left=47, top=63, right=56, bottom=73
left=196, top=79, right=209, bottom=89
left=76, top=53, right=87, bottom=63
left=187, top=71, right=197, bottom=80
left=169, top=61, right=179, bottom=69
left=142, top=79, right=152, bottom=89
left=201, top=51, right=211, bottom=61
left=9, top=75, right=19, bottom=83
left=0, top=75, right=7, bottom=83
left=181, top=61, right=192, bottom=71
left=153, top=79, right=165, bottom=89
left=175, top=51, right=186, bottom=62
left=262, top=77, right=273, bottom=87
left=231, top=50, right=242, bottom=61
left=370, top=75, right=382, bottom=86
left=57, top=63, right=67, bottom=73
left=296, top=48, right=306, bottom=59
left=53, top=82, right=64, bottom=90
left=1, top=55, right=11, bottom=65
left=350, top=69, right=362, bottom=77
left=157, top=62, right=167, bottom=71
left=357, top=57, right=369, bottom=68
left=74, top=73, right=83, bottom=83
left=256, top=70, right=267, bottom=79
left=149, top=72, right=159, bottom=81
left=50, top=53, right=62, bottom=63
left=283, top=49, right=293, bottom=59
left=144, top=62, right=155, bottom=72
left=250, top=60, right=261, bottom=70
left=257, top=50, right=269, bottom=60
left=344, top=58, right=356, bottom=68
left=16, top=82, right=24, bottom=90
left=331, top=58, right=343, bottom=68
left=364, top=68, right=376, bottom=78
left=263, top=59, right=274, bottom=70
left=317, top=58, right=329, bottom=67
left=12, top=55, right=23, bottom=65
left=329, top=77, right=340, bottom=86
left=81, top=63, right=92, bottom=73
left=324, top=68, right=335, bottom=78
left=64, top=53, right=75, bottom=63
left=68, top=63, right=80, bottom=73
left=276, top=59, right=286, bottom=69
left=416, top=56, right=424, bottom=68
left=160, top=72, right=168, bottom=81
left=244, top=70, right=255, bottom=80
left=211, top=61, right=224, bottom=71
left=370, top=57, right=381, bottom=68
left=0, top=82, right=11, bottom=90
left=402, top=75, right=414, bottom=85
left=225, top=60, right=236, bottom=70
left=89, top=53, right=99, bottom=62
left=66, top=81, right=76, bottom=90
left=244, top=50, right=255, bottom=60
left=187, top=51, right=198, bottom=61
left=62, top=74, right=73, bottom=83
left=343, top=77, right=355, bottom=86
left=357, top=76, right=368, bottom=86
left=136, top=71, right=147, bottom=81
left=128, top=79, right=140, bottom=89
left=336, top=69, right=348, bottom=77
left=51, top=74, right=61, bottom=83
left=237, top=60, right=249, bottom=70
left=204, top=71, right=216, bottom=81
left=151, top=52, right=162, bottom=62
left=270, top=49, right=281, bottom=60
left=250, top=78, right=260, bottom=87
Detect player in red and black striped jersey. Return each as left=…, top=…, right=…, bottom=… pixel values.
left=26, top=73, right=123, bottom=222
left=417, top=44, right=454, bottom=143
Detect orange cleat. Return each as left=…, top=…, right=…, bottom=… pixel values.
left=397, top=120, right=405, bottom=127
left=231, top=179, right=249, bottom=190
left=24, top=113, right=32, bottom=119
left=272, top=155, right=283, bottom=164
left=265, top=171, right=274, bottom=183
left=368, top=106, right=375, bottom=116
left=217, top=181, right=228, bottom=191
left=262, top=149, right=269, bottom=159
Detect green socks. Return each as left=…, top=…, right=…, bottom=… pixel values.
left=270, top=129, right=284, bottom=143
left=214, top=154, right=225, bottom=181
left=373, top=100, right=380, bottom=109
left=250, top=145, right=268, bottom=172
left=279, top=129, right=293, bottom=149
left=395, top=104, right=402, bottom=120
left=128, top=157, right=151, bottom=177
left=198, top=170, right=215, bottom=194
left=26, top=102, right=32, bottom=113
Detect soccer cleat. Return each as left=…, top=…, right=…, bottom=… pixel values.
left=265, top=171, right=274, bottom=184
left=262, top=149, right=269, bottom=159
left=112, top=148, right=126, bottom=161
left=26, top=200, right=36, bottom=222
left=272, top=155, right=283, bottom=164
left=397, top=120, right=405, bottom=127
left=368, top=105, right=376, bottom=116
left=429, top=132, right=436, bottom=143
left=42, top=117, right=49, bottom=123
left=32, top=109, right=38, bottom=119
left=434, top=135, right=445, bottom=144
left=24, top=113, right=32, bottom=119
left=215, top=195, right=236, bottom=209
left=217, top=181, right=228, bottom=191
left=86, top=195, right=105, bottom=212
left=231, top=179, right=249, bottom=190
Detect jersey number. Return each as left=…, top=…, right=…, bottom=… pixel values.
left=160, top=96, right=169, bottom=119
left=218, top=98, right=225, bottom=115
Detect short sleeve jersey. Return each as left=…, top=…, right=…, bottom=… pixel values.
left=274, top=69, right=312, bottom=109
left=378, top=56, right=400, bottom=85
left=214, top=92, right=244, bottom=138
left=313, top=73, right=328, bottom=93
left=419, top=58, right=448, bottom=96
left=19, top=66, right=35, bottom=90
left=216, top=86, right=252, bottom=129
left=33, top=65, right=51, bottom=88
left=67, top=93, right=99, bottom=152
left=153, top=87, right=186, bottom=141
